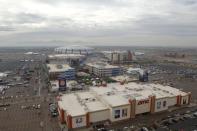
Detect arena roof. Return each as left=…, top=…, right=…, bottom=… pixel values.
left=54, top=45, right=94, bottom=54
left=48, top=54, right=85, bottom=60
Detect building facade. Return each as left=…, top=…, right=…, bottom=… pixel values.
left=102, top=50, right=134, bottom=64
left=58, top=83, right=191, bottom=129
left=85, top=63, right=123, bottom=77
left=47, top=64, right=75, bottom=80
left=54, top=45, right=93, bottom=55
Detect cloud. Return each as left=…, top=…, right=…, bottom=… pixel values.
left=0, top=26, right=15, bottom=31
left=177, top=0, right=197, bottom=6
left=0, top=0, right=196, bottom=46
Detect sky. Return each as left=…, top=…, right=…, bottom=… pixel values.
left=0, top=0, right=197, bottom=47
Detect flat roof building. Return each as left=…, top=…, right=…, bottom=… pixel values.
left=47, top=64, right=75, bottom=80
left=58, top=92, right=109, bottom=128
left=58, top=82, right=191, bottom=129
left=85, top=62, right=123, bottom=77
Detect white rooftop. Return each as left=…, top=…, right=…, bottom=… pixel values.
left=86, top=62, right=120, bottom=69
left=59, top=94, right=86, bottom=116
left=58, top=92, right=108, bottom=116
left=90, top=82, right=188, bottom=102
left=102, top=94, right=130, bottom=107
left=55, top=45, right=93, bottom=51
left=59, top=82, right=189, bottom=116
left=47, top=64, right=74, bottom=73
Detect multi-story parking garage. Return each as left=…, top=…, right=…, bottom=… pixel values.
left=85, top=62, right=123, bottom=77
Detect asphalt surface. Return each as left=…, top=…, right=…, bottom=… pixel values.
left=0, top=52, right=60, bottom=131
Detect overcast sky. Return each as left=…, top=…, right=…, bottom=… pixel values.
left=0, top=0, right=197, bottom=47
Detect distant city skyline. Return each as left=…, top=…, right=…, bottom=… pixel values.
left=0, top=0, right=197, bottom=47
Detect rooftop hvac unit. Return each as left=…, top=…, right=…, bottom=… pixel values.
left=106, top=92, right=115, bottom=96
left=123, top=90, right=127, bottom=93
left=92, top=98, right=96, bottom=101
left=163, top=90, right=169, bottom=93
left=153, top=89, right=157, bottom=91
left=135, top=88, right=143, bottom=92
left=85, top=98, right=88, bottom=101
left=81, top=102, right=86, bottom=106
left=106, top=92, right=111, bottom=96
left=112, top=87, right=116, bottom=90
left=56, top=65, right=63, bottom=69
left=84, top=106, right=88, bottom=111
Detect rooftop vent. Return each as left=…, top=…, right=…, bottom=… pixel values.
left=56, top=65, right=63, bottom=69
left=85, top=98, right=89, bottom=101
left=106, top=92, right=115, bottom=96
left=84, top=106, right=88, bottom=111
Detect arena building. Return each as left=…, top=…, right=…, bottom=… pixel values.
left=54, top=45, right=94, bottom=55
left=58, top=82, right=191, bottom=129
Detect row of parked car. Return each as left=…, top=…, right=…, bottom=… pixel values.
left=92, top=108, right=197, bottom=131
left=93, top=122, right=150, bottom=131
left=157, top=109, right=197, bottom=130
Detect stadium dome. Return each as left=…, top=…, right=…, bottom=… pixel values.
left=54, top=45, right=94, bottom=55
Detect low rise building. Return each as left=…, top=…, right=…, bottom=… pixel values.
left=58, top=82, right=191, bottom=129
left=58, top=92, right=109, bottom=128
left=85, top=62, right=123, bottom=77
left=47, top=64, right=75, bottom=80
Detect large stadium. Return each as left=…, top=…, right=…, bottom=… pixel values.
left=54, top=45, right=94, bottom=55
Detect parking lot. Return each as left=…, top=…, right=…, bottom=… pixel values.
left=0, top=50, right=60, bottom=131
left=0, top=96, right=60, bottom=131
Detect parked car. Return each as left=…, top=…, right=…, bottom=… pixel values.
left=49, top=103, right=58, bottom=117
left=193, top=112, right=197, bottom=117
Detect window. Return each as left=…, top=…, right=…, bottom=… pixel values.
left=157, top=102, right=161, bottom=109
left=76, top=118, right=83, bottom=124
left=183, top=99, right=187, bottom=104
left=163, top=101, right=167, bottom=107
left=114, top=110, right=120, bottom=119
left=122, top=108, right=127, bottom=117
